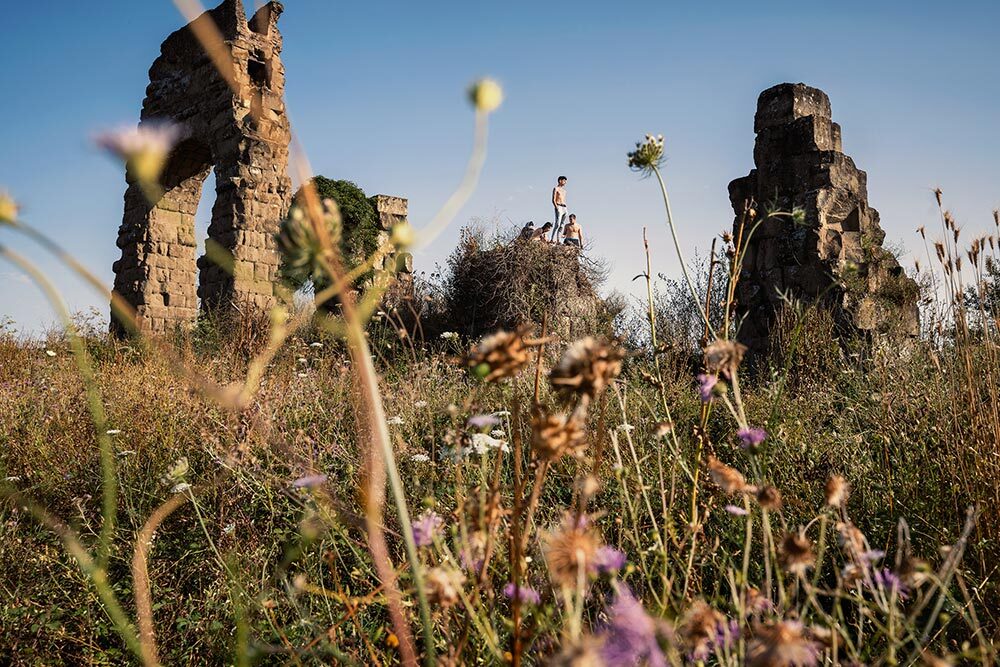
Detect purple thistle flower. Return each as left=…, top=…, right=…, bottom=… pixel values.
left=291, top=473, right=328, bottom=489
left=697, top=374, right=718, bottom=402
left=593, top=545, right=627, bottom=574
left=872, top=568, right=909, bottom=600
left=737, top=427, right=767, bottom=449
left=411, top=511, right=443, bottom=548
left=600, top=586, right=667, bottom=667
left=503, top=582, right=542, bottom=606
left=466, top=414, right=501, bottom=430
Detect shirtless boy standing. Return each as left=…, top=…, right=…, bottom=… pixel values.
left=562, top=214, right=584, bottom=247
left=551, top=176, right=568, bottom=241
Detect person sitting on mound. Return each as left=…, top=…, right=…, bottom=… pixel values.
left=517, top=220, right=536, bottom=240
left=532, top=222, right=554, bottom=242
left=562, top=214, right=584, bottom=248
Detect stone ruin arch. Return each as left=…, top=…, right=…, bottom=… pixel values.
left=111, top=0, right=292, bottom=334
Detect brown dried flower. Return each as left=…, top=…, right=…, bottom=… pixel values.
left=531, top=410, right=587, bottom=462
left=708, top=455, right=750, bottom=495
left=836, top=521, right=867, bottom=562
left=547, top=635, right=606, bottom=667
left=679, top=600, right=725, bottom=659
left=747, top=621, right=820, bottom=667
left=824, top=475, right=850, bottom=507
left=425, top=566, right=465, bottom=608
left=703, top=339, right=748, bottom=379
left=756, top=485, right=783, bottom=510
left=550, top=337, right=625, bottom=400
left=466, top=328, right=536, bottom=382
left=780, top=531, right=815, bottom=575
left=543, top=515, right=600, bottom=587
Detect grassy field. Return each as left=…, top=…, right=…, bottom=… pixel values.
left=0, top=297, right=997, bottom=664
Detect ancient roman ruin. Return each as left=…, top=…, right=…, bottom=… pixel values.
left=729, top=83, right=919, bottom=354
left=110, top=1, right=411, bottom=334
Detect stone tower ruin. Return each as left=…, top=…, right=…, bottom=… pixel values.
left=729, top=83, right=919, bottom=353
left=111, top=0, right=291, bottom=334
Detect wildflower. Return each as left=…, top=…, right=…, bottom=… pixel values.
left=616, top=423, right=635, bottom=433
left=386, top=416, right=405, bottom=426
left=385, top=632, right=399, bottom=648
left=458, top=530, right=488, bottom=571
left=704, top=339, right=748, bottom=379
left=548, top=636, right=606, bottom=667
left=756, top=485, right=783, bottom=510
left=468, top=78, right=504, bottom=113
left=0, top=191, right=19, bottom=224
left=45, top=350, right=56, bottom=357
left=550, top=337, right=625, bottom=400
left=746, top=620, right=819, bottom=667
left=490, top=428, right=505, bottom=438
left=170, top=482, right=192, bottom=493
left=654, top=421, right=674, bottom=437
left=824, top=475, right=850, bottom=507
left=738, top=427, right=767, bottom=449
left=680, top=600, right=725, bottom=661
left=3, top=476, right=22, bottom=482
left=725, top=504, right=749, bottom=516
left=745, top=587, right=773, bottom=614
left=872, top=568, right=910, bottom=600
left=95, top=122, right=182, bottom=188
left=309, top=341, right=323, bottom=348
left=467, top=413, right=501, bottom=430
left=411, top=510, right=443, bottom=547
left=410, top=453, right=430, bottom=463
left=162, top=456, right=189, bottom=485
left=413, top=400, right=428, bottom=408
left=544, top=514, right=601, bottom=587
left=780, top=531, right=815, bottom=575
left=837, top=521, right=868, bottom=562
left=439, top=331, right=459, bottom=341
left=105, top=429, right=122, bottom=436
left=531, top=410, right=587, bottom=462
left=707, top=455, right=750, bottom=494
left=593, top=546, right=627, bottom=574
left=600, top=586, right=667, bottom=667
left=222, top=523, right=236, bottom=535
left=466, top=328, right=535, bottom=382
left=626, top=133, right=666, bottom=174
left=390, top=221, right=414, bottom=249
left=276, top=199, right=343, bottom=288
left=424, top=566, right=465, bottom=608
left=697, top=373, right=718, bottom=402
left=291, top=474, right=328, bottom=489
left=503, top=582, right=541, bottom=606
left=467, top=432, right=509, bottom=455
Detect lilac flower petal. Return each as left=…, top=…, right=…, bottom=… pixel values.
left=291, top=474, right=328, bottom=488
left=467, top=414, right=501, bottom=429
left=503, top=582, right=541, bottom=606
left=725, top=504, right=749, bottom=516
left=594, top=545, right=628, bottom=574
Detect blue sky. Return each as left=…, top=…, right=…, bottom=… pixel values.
left=2, top=0, right=998, bottom=333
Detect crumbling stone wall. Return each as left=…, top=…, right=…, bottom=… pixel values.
left=111, top=0, right=291, bottom=334
left=729, top=83, right=919, bottom=353
left=368, top=195, right=414, bottom=300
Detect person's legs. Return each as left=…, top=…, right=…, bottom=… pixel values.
left=552, top=206, right=566, bottom=240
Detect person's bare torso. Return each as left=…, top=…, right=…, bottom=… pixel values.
left=553, top=185, right=566, bottom=206
left=563, top=221, right=581, bottom=240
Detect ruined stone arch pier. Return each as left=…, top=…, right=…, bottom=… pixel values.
left=111, top=0, right=291, bottom=334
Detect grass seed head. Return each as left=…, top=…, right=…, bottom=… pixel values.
left=549, top=337, right=625, bottom=401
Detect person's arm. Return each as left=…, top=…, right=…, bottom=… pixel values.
left=552, top=187, right=558, bottom=206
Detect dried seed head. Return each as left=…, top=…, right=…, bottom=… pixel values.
left=747, top=621, right=820, bottom=667
left=466, top=327, right=535, bottom=382
left=824, top=475, right=850, bottom=507
left=837, top=521, right=868, bottom=562
left=708, top=455, right=750, bottom=495
left=424, top=567, right=465, bottom=608
left=543, top=515, right=601, bottom=587
left=756, top=485, right=783, bottom=510
left=704, top=339, right=748, bottom=379
left=531, top=410, right=587, bottom=462
left=550, top=337, right=625, bottom=401
left=780, top=531, right=815, bottom=575
left=679, top=600, right=725, bottom=659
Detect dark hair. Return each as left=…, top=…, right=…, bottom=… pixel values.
left=557, top=176, right=567, bottom=182
left=541, top=222, right=553, bottom=229
left=569, top=214, right=576, bottom=220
